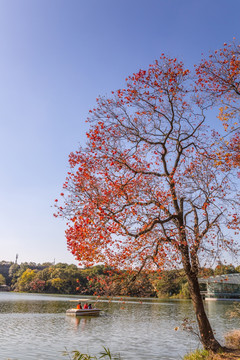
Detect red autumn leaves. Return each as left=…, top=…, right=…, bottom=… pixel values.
left=55, top=41, right=240, bottom=272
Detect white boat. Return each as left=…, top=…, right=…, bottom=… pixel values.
left=66, top=308, right=101, bottom=316
left=66, top=298, right=101, bottom=316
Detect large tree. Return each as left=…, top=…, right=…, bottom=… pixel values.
left=56, top=56, right=240, bottom=351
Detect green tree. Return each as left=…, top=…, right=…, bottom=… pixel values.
left=44, top=263, right=85, bottom=294
left=152, top=270, right=187, bottom=298
left=0, top=274, right=6, bottom=285
left=16, top=269, right=37, bottom=292
left=214, top=264, right=237, bottom=276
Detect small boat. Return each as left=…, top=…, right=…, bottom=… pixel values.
left=66, top=308, right=101, bottom=316
left=66, top=298, right=101, bottom=316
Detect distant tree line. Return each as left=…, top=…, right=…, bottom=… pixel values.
left=0, top=260, right=239, bottom=298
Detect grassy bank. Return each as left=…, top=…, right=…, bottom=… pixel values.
left=184, top=330, right=240, bottom=360
left=184, top=349, right=240, bottom=360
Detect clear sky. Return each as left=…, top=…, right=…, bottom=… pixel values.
left=0, top=0, right=239, bottom=265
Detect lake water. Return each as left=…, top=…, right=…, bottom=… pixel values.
left=0, top=292, right=239, bottom=360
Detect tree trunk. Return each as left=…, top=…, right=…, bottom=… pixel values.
left=186, top=271, right=222, bottom=352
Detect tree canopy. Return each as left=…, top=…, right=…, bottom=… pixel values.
left=196, top=41, right=240, bottom=171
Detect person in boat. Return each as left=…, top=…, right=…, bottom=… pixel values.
left=88, top=304, right=92, bottom=309
left=76, top=302, right=82, bottom=309
left=83, top=303, right=88, bottom=309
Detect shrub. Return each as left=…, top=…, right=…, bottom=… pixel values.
left=183, top=349, right=210, bottom=360
left=224, top=330, right=240, bottom=349
left=62, top=346, right=122, bottom=360
left=227, top=303, right=240, bottom=319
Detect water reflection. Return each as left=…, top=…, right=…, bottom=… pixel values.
left=0, top=292, right=238, bottom=360
left=66, top=314, right=92, bottom=331
left=0, top=300, right=68, bottom=314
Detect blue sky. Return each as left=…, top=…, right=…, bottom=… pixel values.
left=0, top=0, right=239, bottom=265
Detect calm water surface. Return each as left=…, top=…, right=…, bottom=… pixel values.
left=0, top=292, right=238, bottom=360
